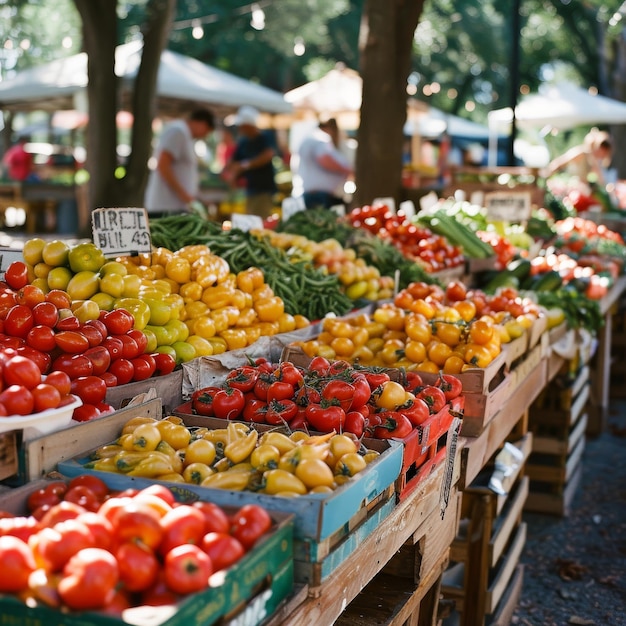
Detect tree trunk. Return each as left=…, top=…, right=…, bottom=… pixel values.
left=611, top=29, right=626, bottom=180
left=353, top=0, right=424, bottom=208
left=73, top=0, right=174, bottom=234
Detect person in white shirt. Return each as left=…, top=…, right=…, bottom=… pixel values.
left=298, top=118, right=353, bottom=209
left=144, top=108, right=215, bottom=217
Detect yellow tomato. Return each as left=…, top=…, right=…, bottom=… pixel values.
left=295, top=459, right=335, bottom=489
left=469, top=320, right=494, bottom=345
left=405, top=340, right=427, bottom=363
left=375, top=381, right=410, bottom=410
left=183, top=438, right=217, bottom=466
left=329, top=434, right=358, bottom=460
left=464, top=343, right=493, bottom=368
left=427, top=341, right=453, bottom=366
left=443, top=354, right=465, bottom=374
left=330, top=336, right=355, bottom=358
left=334, top=452, right=367, bottom=477
left=182, top=463, right=214, bottom=485
left=263, top=469, right=308, bottom=495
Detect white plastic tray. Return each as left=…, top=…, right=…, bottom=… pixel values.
left=0, top=395, right=82, bottom=441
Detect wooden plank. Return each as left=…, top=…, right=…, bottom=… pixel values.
left=525, top=463, right=583, bottom=516
left=564, top=435, right=585, bottom=483
left=486, top=565, right=524, bottom=626
left=334, top=550, right=449, bottom=626
left=532, top=412, right=588, bottom=456
left=266, top=461, right=450, bottom=624
left=489, top=477, right=529, bottom=568
left=485, top=522, right=526, bottom=614
left=23, top=399, right=162, bottom=482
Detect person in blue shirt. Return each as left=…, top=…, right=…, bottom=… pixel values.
left=224, top=106, right=276, bottom=219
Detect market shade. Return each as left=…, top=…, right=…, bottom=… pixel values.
left=488, top=82, right=626, bottom=131
left=0, top=41, right=293, bottom=117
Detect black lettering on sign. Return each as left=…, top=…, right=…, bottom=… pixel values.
left=92, top=207, right=152, bottom=257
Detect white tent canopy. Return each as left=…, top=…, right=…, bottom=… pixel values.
left=489, top=82, right=626, bottom=132
left=0, top=41, right=292, bottom=117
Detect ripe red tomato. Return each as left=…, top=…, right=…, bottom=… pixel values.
left=16, top=345, right=51, bottom=375
left=416, top=385, right=447, bottom=414
left=84, top=318, right=108, bottom=341
left=55, top=315, right=81, bottom=332
left=127, top=329, right=148, bottom=354
left=68, top=475, right=109, bottom=501
left=403, top=396, right=430, bottom=426
left=75, top=512, right=113, bottom=551
left=15, top=285, right=45, bottom=308
left=0, top=385, right=34, bottom=415
left=102, top=336, right=124, bottom=361
left=191, top=501, right=230, bottom=535
left=45, top=370, right=72, bottom=396
left=31, top=301, right=60, bottom=328
left=0, top=535, right=36, bottom=592
left=55, top=331, right=90, bottom=354
left=212, top=387, right=245, bottom=420
left=201, top=532, right=245, bottom=572
left=230, top=504, right=272, bottom=550
left=83, top=346, right=111, bottom=376
left=131, top=354, right=156, bottom=381
left=52, top=354, right=93, bottom=379
left=158, top=505, right=206, bottom=555
left=321, top=379, right=355, bottom=412
left=152, top=352, right=176, bottom=377
left=111, top=504, right=164, bottom=550
left=27, top=486, right=63, bottom=514
left=31, top=383, right=62, bottom=413
left=103, top=310, right=134, bottom=335
left=57, top=547, right=119, bottom=611
left=39, top=501, right=87, bottom=528
left=26, top=325, right=57, bottom=352
left=116, top=334, right=140, bottom=360
left=45, top=289, right=71, bottom=309
left=30, top=518, right=95, bottom=572
left=72, top=404, right=101, bottom=422
left=100, top=371, right=118, bottom=387
left=63, top=486, right=101, bottom=512
left=116, top=541, right=159, bottom=593
left=307, top=355, right=330, bottom=377
left=3, top=355, right=42, bottom=389
left=80, top=325, right=104, bottom=348
left=108, top=358, right=134, bottom=385
left=435, top=373, right=463, bottom=401
left=0, top=515, right=40, bottom=542
left=4, top=304, right=34, bottom=338
left=163, top=544, right=212, bottom=595
left=4, top=261, right=29, bottom=290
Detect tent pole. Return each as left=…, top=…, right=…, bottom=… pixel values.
left=508, top=0, right=521, bottom=166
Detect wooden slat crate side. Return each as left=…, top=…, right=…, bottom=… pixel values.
left=488, top=565, right=524, bottom=626
left=485, top=522, right=527, bottom=614
left=0, top=431, right=18, bottom=482
left=525, top=463, right=583, bottom=516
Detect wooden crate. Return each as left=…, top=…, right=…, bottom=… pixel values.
left=105, top=369, right=183, bottom=413
left=11, top=399, right=162, bottom=486
left=441, top=434, right=531, bottom=626
left=0, top=431, right=18, bottom=482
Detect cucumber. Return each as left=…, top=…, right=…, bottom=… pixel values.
left=484, top=272, right=520, bottom=294
left=506, top=258, right=532, bottom=282
left=530, top=270, right=563, bottom=292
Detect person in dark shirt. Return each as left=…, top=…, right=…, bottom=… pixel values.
left=224, top=106, right=276, bottom=219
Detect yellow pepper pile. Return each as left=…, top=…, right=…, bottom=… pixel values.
left=86, top=415, right=379, bottom=496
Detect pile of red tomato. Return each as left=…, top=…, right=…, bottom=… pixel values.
left=346, top=204, right=465, bottom=272
left=0, top=477, right=273, bottom=613
left=0, top=261, right=177, bottom=421
left=191, top=356, right=462, bottom=440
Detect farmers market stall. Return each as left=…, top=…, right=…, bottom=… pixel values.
left=0, top=191, right=623, bottom=625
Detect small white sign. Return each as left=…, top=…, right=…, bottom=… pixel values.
left=91, top=207, right=152, bottom=257
left=373, top=197, right=396, bottom=213
left=231, top=213, right=264, bottom=232
left=399, top=200, right=416, bottom=221
left=329, top=204, right=346, bottom=217
left=281, top=196, right=305, bottom=221
left=484, top=191, right=532, bottom=222
left=419, top=191, right=439, bottom=212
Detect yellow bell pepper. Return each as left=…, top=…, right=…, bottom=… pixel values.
left=224, top=430, right=258, bottom=465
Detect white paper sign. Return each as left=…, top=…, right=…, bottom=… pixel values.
left=373, top=197, right=396, bottom=213
left=399, top=200, right=416, bottom=221
left=281, top=196, right=305, bottom=221
left=484, top=191, right=532, bottom=222
left=231, top=213, right=264, bottom=232
left=92, top=208, right=152, bottom=257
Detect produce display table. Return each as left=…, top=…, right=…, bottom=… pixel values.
left=265, top=454, right=462, bottom=626
left=587, top=275, right=626, bottom=435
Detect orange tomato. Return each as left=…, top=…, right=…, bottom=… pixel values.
left=427, top=341, right=453, bottom=366
left=469, top=320, right=494, bottom=345
left=464, top=344, right=493, bottom=368
left=405, top=340, right=427, bottom=363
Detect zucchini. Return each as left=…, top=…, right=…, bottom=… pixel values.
left=530, top=270, right=562, bottom=292
left=506, top=258, right=532, bottom=282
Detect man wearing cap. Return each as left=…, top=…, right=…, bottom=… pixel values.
left=297, top=118, right=353, bottom=210
left=225, top=106, right=276, bottom=219
left=144, top=108, right=215, bottom=218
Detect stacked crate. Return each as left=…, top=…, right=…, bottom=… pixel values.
left=440, top=433, right=532, bottom=626
left=610, top=299, right=626, bottom=399
left=525, top=362, right=590, bottom=516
